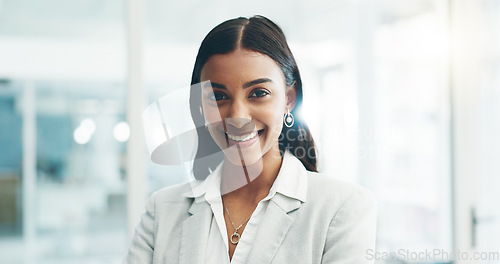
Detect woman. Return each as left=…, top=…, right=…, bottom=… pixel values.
left=124, top=15, right=377, bottom=264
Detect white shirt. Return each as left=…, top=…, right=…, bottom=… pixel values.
left=183, top=150, right=306, bottom=264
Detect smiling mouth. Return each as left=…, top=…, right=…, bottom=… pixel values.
left=225, top=129, right=264, bottom=142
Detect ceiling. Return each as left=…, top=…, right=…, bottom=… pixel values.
left=0, top=0, right=435, bottom=83
left=0, top=0, right=305, bottom=42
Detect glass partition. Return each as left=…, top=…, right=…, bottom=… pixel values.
left=0, top=0, right=127, bottom=263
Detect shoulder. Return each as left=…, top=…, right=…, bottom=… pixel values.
left=149, top=181, right=196, bottom=204
left=304, top=171, right=377, bottom=214
left=306, top=172, right=378, bottom=261
left=142, top=181, right=197, bottom=222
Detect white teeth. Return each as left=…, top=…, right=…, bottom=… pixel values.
left=227, top=130, right=258, bottom=142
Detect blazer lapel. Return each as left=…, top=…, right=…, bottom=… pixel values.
left=179, top=200, right=212, bottom=264
left=246, top=193, right=302, bottom=264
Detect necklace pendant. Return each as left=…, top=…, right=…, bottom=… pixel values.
left=230, top=231, right=241, bottom=245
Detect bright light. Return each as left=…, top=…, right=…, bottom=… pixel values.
left=73, top=126, right=92, bottom=144
left=113, top=121, right=130, bottom=142
left=300, top=102, right=320, bottom=128
left=73, top=118, right=96, bottom=144
left=80, top=118, right=96, bottom=134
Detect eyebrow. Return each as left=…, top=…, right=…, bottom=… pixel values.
left=203, top=78, right=273, bottom=90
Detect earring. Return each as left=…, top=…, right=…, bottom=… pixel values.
left=202, top=112, right=209, bottom=130
left=283, top=108, right=294, bottom=128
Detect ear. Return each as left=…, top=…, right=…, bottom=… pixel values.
left=285, top=83, right=297, bottom=112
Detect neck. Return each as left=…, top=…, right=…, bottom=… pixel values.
left=221, top=146, right=283, bottom=204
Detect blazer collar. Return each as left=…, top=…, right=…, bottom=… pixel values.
left=179, top=200, right=212, bottom=264
left=245, top=196, right=296, bottom=264
left=180, top=150, right=309, bottom=264
left=180, top=194, right=300, bottom=264
left=182, top=149, right=308, bottom=204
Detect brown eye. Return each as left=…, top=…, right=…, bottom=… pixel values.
left=249, top=89, right=269, bottom=98
left=208, top=92, right=228, bottom=101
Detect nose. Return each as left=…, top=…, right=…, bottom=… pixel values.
left=225, top=118, right=250, bottom=128
left=224, top=100, right=253, bottom=131
left=225, top=118, right=255, bottom=136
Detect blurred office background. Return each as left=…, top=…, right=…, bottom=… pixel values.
left=0, top=0, right=498, bottom=263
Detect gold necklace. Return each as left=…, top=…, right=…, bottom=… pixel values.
left=224, top=203, right=252, bottom=245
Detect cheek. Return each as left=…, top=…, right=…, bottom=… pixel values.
left=270, top=114, right=284, bottom=135
left=262, top=104, right=285, bottom=137
left=201, top=102, right=223, bottom=123
left=205, top=110, right=221, bottom=123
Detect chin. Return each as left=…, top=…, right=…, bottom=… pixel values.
left=223, top=145, right=264, bottom=167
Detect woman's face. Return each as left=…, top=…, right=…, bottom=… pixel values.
left=200, top=48, right=295, bottom=166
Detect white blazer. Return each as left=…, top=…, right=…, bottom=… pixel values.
left=124, top=152, right=377, bottom=264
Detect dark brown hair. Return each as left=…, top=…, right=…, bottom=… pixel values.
left=190, top=15, right=317, bottom=180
